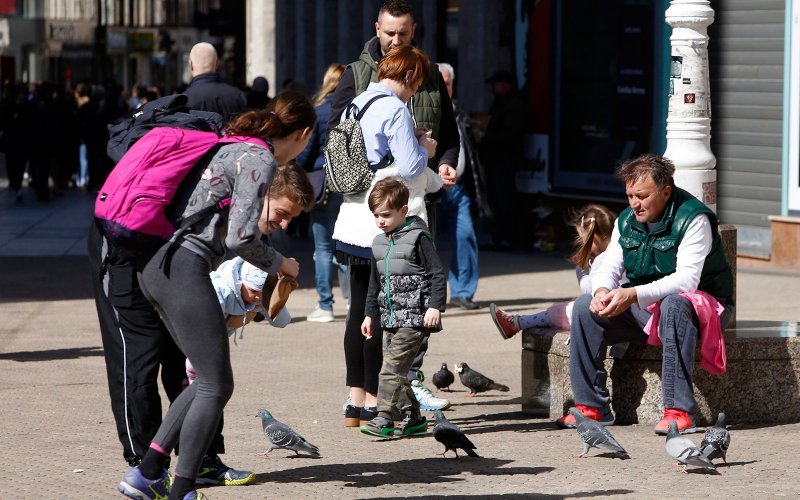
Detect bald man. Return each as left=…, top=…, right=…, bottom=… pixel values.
left=182, top=42, right=247, bottom=124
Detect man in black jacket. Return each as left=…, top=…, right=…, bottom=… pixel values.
left=183, top=42, right=247, bottom=124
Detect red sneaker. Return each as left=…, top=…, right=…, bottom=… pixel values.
left=556, top=404, right=615, bottom=428
left=654, top=408, right=697, bottom=435
left=489, top=303, right=520, bottom=339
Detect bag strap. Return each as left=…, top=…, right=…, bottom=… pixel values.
left=346, top=93, right=390, bottom=120
left=370, top=150, right=394, bottom=171
left=346, top=94, right=394, bottom=169
left=174, top=136, right=274, bottom=233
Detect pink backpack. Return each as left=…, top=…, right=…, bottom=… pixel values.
left=95, top=127, right=268, bottom=250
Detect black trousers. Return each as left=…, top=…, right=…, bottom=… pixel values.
left=343, top=263, right=383, bottom=394
left=89, top=222, right=225, bottom=464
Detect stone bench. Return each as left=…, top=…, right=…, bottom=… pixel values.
left=520, top=322, right=800, bottom=426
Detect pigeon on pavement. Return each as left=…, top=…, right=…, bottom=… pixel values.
left=432, top=410, right=479, bottom=458
left=256, top=409, right=320, bottom=457
left=665, top=420, right=715, bottom=473
left=568, top=407, right=629, bottom=459
left=432, top=362, right=455, bottom=391
left=700, top=412, right=731, bottom=464
left=455, top=362, right=509, bottom=397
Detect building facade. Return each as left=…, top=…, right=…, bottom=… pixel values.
left=3, top=0, right=799, bottom=260
left=0, top=0, right=245, bottom=92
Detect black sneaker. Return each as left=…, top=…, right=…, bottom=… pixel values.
left=359, top=406, right=378, bottom=425
left=195, top=454, right=255, bottom=486
left=394, top=414, right=428, bottom=437
left=344, top=404, right=362, bottom=427
left=360, top=416, right=395, bottom=437
left=450, top=297, right=480, bottom=310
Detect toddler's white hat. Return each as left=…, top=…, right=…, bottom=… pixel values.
left=241, top=261, right=268, bottom=291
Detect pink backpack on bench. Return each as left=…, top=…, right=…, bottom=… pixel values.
left=95, top=126, right=269, bottom=250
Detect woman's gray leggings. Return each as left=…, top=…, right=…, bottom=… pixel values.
left=139, top=244, right=234, bottom=480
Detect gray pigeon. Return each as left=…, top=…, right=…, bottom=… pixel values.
left=700, top=412, right=731, bottom=464
left=432, top=410, right=479, bottom=458
left=665, top=420, right=716, bottom=473
left=568, top=407, right=629, bottom=459
left=256, top=409, right=320, bottom=457
left=455, top=362, right=509, bottom=397
left=432, top=362, right=455, bottom=391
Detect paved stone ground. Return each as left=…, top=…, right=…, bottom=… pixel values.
left=1, top=188, right=800, bottom=498
left=2, top=255, right=800, bottom=498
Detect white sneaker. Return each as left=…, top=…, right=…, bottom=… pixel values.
left=412, top=379, right=451, bottom=410
left=341, top=393, right=351, bottom=415
left=307, top=307, right=334, bottom=323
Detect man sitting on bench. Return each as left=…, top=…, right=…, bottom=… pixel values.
left=556, top=154, right=734, bottom=435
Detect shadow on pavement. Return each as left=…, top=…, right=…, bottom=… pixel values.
left=718, top=460, right=759, bottom=467
left=451, top=396, right=522, bottom=407
left=483, top=297, right=575, bottom=309
left=255, top=457, right=553, bottom=487
left=0, top=346, right=103, bottom=362
left=0, top=256, right=93, bottom=302
left=357, top=489, right=635, bottom=499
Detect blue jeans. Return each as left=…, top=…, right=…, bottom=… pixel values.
left=569, top=293, right=733, bottom=415
left=438, top=183, right=479, bottom=299
left=311, top=193, right=346, bottom=310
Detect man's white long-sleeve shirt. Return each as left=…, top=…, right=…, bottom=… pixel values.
left=591, top=214, right=713, bottom=308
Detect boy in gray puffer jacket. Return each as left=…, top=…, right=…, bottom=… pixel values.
left=360, top=179, right=446, bottom=438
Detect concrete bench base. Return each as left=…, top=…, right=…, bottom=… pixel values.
left=521, top=322, right=800, bottom=426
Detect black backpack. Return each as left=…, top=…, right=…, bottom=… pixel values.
left=106, top=94, right=225, bottom=163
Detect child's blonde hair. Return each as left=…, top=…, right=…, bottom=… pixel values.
left=568, top=203, right=616, bottom=269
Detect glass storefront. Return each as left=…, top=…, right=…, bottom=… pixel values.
left=551, top=0, right=664, bottom=196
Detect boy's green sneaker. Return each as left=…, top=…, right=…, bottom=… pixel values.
left=360, top=416, right=395, bottom=437
left=394, top=414, right=428, bottom=437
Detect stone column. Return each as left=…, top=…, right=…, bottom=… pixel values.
left=246, top=0, right=276, bottom=88
left=663, top=0, right=717, bottom=211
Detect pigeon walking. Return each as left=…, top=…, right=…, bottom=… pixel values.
left=665, top=420, right=715, bottom=473
left=432, top=362, right=455, bottom=391
left=700, top=412, right=731, bottom=464
left=256, top=409, right=320, bottom=457
left=455, top=362, right=509, bottom=397
left=432, top=410, right=479, bottom=458
left=568, top=407, right=629, bottom=459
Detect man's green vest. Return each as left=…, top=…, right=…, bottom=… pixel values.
left=618, top=187, right=733, bottom=302
left=350, top=38, right=442, bottom=141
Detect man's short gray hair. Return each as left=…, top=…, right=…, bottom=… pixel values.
left=438, top=62, right=455, bottom=81
left=615, top=153, right=675, bottom=189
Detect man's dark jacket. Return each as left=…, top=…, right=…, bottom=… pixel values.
left=182, top=73, right=247, bottom=125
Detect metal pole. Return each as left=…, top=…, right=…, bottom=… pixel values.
left=663, top=0, right=717, bottom=211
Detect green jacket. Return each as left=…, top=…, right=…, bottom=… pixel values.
left=350, top=38, right=442, bottom=140
left=618, top=187, right=733, bottom=302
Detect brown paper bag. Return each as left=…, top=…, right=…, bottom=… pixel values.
left=261, top=274, right=298, bottom=320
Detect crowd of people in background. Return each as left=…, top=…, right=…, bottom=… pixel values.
left=0, top=65, right=278, bottom=206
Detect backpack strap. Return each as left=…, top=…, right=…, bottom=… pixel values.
left=346, top=93, right=394, bottom=169
left=345, top=93, right=389, bottom=120
left=174, top=137, right=273, bottom=233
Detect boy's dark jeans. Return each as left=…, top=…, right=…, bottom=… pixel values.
left=377, top=327, right=428, bottom=418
